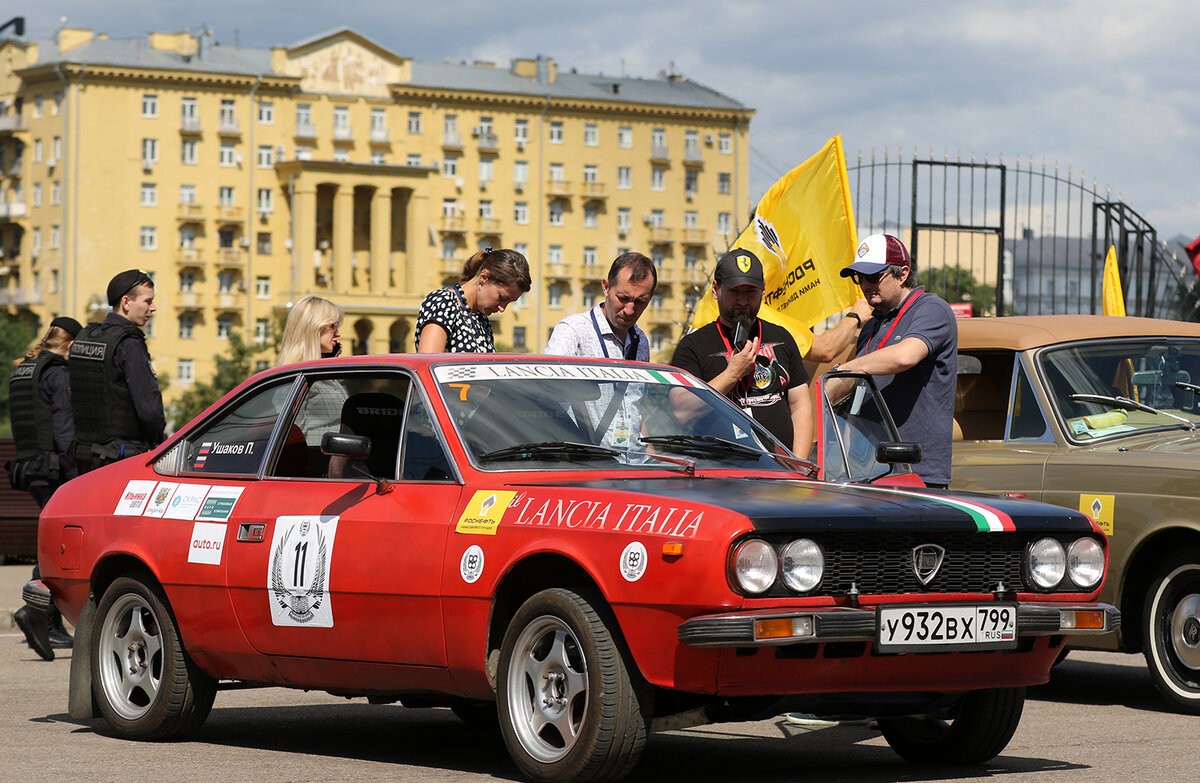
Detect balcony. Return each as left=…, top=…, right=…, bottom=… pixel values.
left=6, top=157, right=22, bottom=176
left=0, top=201, right=27, bottom=220
left=680, top=266, right=708, bottom=286
left=442, top=131, right=464, bottom=149
left=545, top=179, right=572, bottom=198
left=215, top=292, right=241, bottom=310
left=215, top=205, right=244, bottom=224
left=646, top=226, right=674, bottom=244
left=333, top=125, right=353, bottom=142
left=295, top=121, right=317, bottom=139
left=651, top=144, right=670, bottom=161
left=0, top=287, right=40, bottom=306
left=370, top=127, right=390, bottom=143
left=0, top=115, right=29, bottom=133
left=439, top=215, right=467, bottom=234
left=684, top=147, right=704, bottom=166
left=580, top=181, right=608, bottom=200
left=179, top=116, right=202, bottom=133
left=177, top=202, right=205, bottom=222
left=680, top=227, right=709, bottom=245
left=218, top=117, right=240, bottom=135
left=175, top=290, right=204, bottom=309
left=476, top=217, right=502, bottom=235
left=544, top=264, right=574, bottom=281
left=215, top=248, right=245, bottom=268
left=176, top=247, right=204, bottom=266
left=477, top=132, right=499, bottom=152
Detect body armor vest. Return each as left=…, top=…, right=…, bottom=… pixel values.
left=6, top=352, right=67, bottom=488
left=69, top=321, right=147, bottom=448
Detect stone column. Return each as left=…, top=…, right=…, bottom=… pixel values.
left=292, top=182, right=317, bottom=293
left=333, top=185, right=354, bottom=293
left=370, top=188, right=392, bottom=295
left=405, top=192, right=430, bottom=293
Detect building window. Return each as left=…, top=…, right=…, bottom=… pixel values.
left=512, top=326, right=527, bottom=350
left=651, top=167, right=665, bottom=191
left=177, top=359, right=194, bottom=385
left=181, top=139, right=197, bottom=165
left=33, top=94, right=43, bottom=118
left=514, top=118, right=529, bottom=142
left=618, top=166, right=631, bottom=189
left=583, top=204, right=598, bottom=228
left=218, top=228, right=236, bottom=249
left=142, top=94, right=158, bottom=118
left=141, top=138, right=158, bottom=164
left=652, top=128, right=666, bottom=148
left=258, top=100, right=274, bottom=125
left=256, top=188, right=273, bottom=214
left=32, top=228, right=42, bottom=254
left=479, top=158, right=493, bottom=184
left=583, top=246, right=597, bottom=267
left=51, top=181, right=60, bottom=205
left=514, top=160, right=528, bottom=185
left=53, top=91, right=64, bottom=115
left=140, top=183, right=157, bottom=207
left=32, top=183, right=41, bottom=207
left=296, top=146, right=313, bottom=161
left=296, top=103, right=313, bottom=135
left=256, top=233, right=272, bottom=255
left=217, top=315, right=232, bottom=341
left=52, top=136, right=62, bottom=161
left=547, top=245, right=563, bottom=265
left=514, top=201, right=528, bottom=225
left=548, top=201, right=563, bottom=226
left=618, top=126, right=632, bottom=148
left=479, top=199, right=493, bottom=219
left=583, top=164, right=598, bottom=183
left=651, top=248, right=665, bottom=266
left=685, top=169, right=698, bottom=194
left=685, top=130, right=699, bottom=152
left=443, top=155, right=458, bottom=177
left=34, top=139, right=42, bottom=163
left=181, top=96, right=197, bottom=124
left=217, top=271, right=234, bottom=293
left=332, top=148, right=349, bottom=162
left=584, top=123, right=598, bottom=146
left=617, top=208, right=631, bottom=232
left=548, top=283, right=563, bottom=308
left=254, top=318, right=269, bottom=345
left=140, top=226, right=157, bottom=250
left=371, top=108, right=387, bottom=139
left=650, top=209, right=664, bottom=228
left=370, top=151, right=385, bottom=165
left=179, top=313, right=195, bottom=339
left=179, top=184, right=197, bottom=204
left=718, top=212, right=731, bottom=234
left=220, top=99, right=236, bottom=130
left=549, top=121, right=563, bottom=143
left=684, top=210, right=698, bottom=228
left=51, top=225, right=62, bottom=249
left=443, top=198, right=458, bottom=218
left=219, top=187, right=234, bottom=206
left=257, top=145, right=273, bottom=168
left=718, top=172, right=731, bottom=195
left=685, top=249, right=698, bottom=269
left=219, top=142, right=235, bottom=167
left=407, top=111, right=422, bottom=134
left=179, top=226, right=196, bottom=248
left=333, top=106, right=350, bottom=137
left=719, top=133, right=732, bottom=154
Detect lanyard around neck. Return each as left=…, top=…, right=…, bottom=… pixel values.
left=716, top=319, right=762, bottom=397
left=590, top=306, right=638, bottom=360
left=867, top=290, right=922, bottom=354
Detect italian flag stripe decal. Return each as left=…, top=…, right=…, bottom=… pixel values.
left=847, top=485, right=1015, bottom=532
left=646, top=369, right=701, bottom=387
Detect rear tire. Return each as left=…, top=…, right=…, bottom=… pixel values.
left=91, top=576, right=216, bottom=740
left=1142, top=549, right=1200, bottom=714
left=497, top=588, right=651, bottom=783
left=879, top=687, right=1024, bottom=765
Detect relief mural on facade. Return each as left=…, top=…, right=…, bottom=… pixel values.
left=294, top=40, right=399, bottom=97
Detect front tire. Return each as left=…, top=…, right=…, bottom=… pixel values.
left=91, top=576, right=216, bottom=740
left=1143, top=550, right=1200, bottom=713
left=879, top=687, right=1024, bottom=765
left=497, top=588, right=650, bottom=783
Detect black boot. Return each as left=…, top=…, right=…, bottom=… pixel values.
left=47, top=609, right=73, bottom=649
left=14, top=606, right=55, bottom=661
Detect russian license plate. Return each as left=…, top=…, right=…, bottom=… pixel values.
left=876, top=604, right=1017, bottom=652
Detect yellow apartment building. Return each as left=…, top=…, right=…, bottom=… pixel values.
left=0, top=26, right=752, bottom=409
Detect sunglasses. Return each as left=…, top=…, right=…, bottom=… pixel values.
left=850, top=270, right=888, bottom=286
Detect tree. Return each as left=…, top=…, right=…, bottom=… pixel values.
left=170, top=331, right=260, bottom=428
left=922, top=265, right=997, bottom=316
left=0, top=317, right=36, bottom=437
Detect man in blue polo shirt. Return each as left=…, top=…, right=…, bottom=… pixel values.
left=834, top=234, right=957, bottom=487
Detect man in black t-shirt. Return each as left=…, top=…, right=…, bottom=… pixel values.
left=671, top=249, right=812, bottom=456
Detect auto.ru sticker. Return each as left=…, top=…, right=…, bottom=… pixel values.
left=455, top=490, right=517, bottom=535
left=187, top=522, right=227, bottom=565
left=1079, top=493, right=1114, bottom=536
left=460, top=545, right=485, bottom=583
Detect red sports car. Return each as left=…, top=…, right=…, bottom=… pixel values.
left=28, top=356, right=1117, bottom=782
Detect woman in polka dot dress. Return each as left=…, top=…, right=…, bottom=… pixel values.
left=416, top=247, right=532, bottom=353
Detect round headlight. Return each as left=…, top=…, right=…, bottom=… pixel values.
left=1028, top=537, right=1066, bottom=590
left=733, top=539, right=777, bottom=594
left=781, top=538, right=823, bottom=593
left=1067, top=537, right=1104, bottom=590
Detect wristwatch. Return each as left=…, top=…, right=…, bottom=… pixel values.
left=845, top=312, right=862, bottom=327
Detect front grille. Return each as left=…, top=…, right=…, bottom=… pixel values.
left=759, top=532, right=1032, bottom=597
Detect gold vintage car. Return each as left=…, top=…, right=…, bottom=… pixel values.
left=952, top=315, right=1200, bottom=712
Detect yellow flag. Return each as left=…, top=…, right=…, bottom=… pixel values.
left=1102, top=245, right=1126, bottom=317
left=690, top=135, right=860, bottom=355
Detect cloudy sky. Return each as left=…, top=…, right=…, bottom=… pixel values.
left=15, top=1, right=1200, bottom=241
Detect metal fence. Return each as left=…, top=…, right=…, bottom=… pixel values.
left=847, top=149, right=1194, bottom=319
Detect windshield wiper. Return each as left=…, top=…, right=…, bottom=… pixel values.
left=1069, top=393, right=1196, bottom=431
left=478, top=441, right=621, bottom=462
left=639, top=434, right=766, bottom=460
left=1176, top=381, right=1200, bottom=397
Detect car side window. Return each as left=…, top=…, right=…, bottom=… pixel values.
left=1008, top=361, right=1048, bottom=440
left=400, top=393, right=454, bottom=481
left=179, top=381, right=295, bottom=477
left=272, top=372, right=411, bottom=480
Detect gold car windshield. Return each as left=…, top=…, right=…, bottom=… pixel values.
left=1040, top=339, right=1200, bottom=440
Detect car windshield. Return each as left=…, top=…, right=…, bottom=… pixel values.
left=1039, top=338, right=1200, bottom=440
left=819, top=372, right=910, bottom=482
left=432, top=361, right=797, bottom=472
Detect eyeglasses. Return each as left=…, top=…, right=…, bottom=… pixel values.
left=850, top=270, right=888, bottom=286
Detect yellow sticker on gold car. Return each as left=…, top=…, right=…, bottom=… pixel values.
left=1079, top=494, right=1115, bottom=536
left=456, top=490, right=517, bottom=535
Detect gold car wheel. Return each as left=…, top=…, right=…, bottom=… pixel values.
left=1144, top=557, right=1200, bottom=713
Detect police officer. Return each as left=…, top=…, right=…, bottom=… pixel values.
left=69, top=269, right=165, bottom=472
left=7, top=315, right=82, bottom=660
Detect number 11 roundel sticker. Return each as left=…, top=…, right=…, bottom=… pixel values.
left=268, top=516, right=340, bottom=627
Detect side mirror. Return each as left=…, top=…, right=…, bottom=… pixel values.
left=876, top=441, right=922, bottom=465
left=321, top=432, right=371, bottom=461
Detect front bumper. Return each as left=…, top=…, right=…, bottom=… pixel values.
left=678, top=602, right=1120, bottom=648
